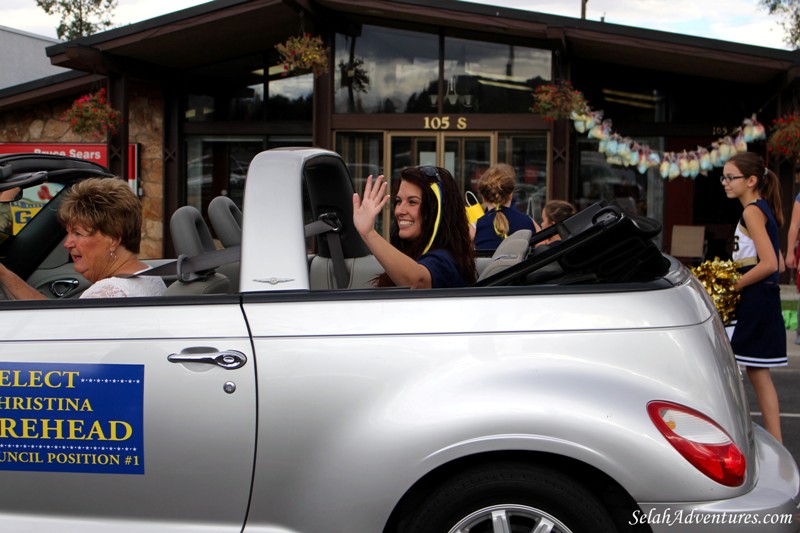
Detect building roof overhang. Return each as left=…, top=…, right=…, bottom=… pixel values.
left=16, top=0, right=800, bottom=94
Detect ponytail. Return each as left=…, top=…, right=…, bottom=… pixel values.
left=727, top=152, right=783, bottom=227
left=762, top=168, right=784, bottom=227
left=477, top=164, right=516, bottom=240
left=493, top=206, right=510, bottom=238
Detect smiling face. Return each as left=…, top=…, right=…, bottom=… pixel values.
left=64, top=222, right=118, bottom=283
left=394, top=179, right=424, bottom=241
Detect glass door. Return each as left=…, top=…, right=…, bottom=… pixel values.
left=386, top=132, right=491, bottom=238
left=442, top=135, right=491, bottom=196
left=388, top=133, right=492, bottom=192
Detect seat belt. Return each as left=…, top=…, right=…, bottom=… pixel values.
left=138, top=214, right=349, bottom=288
left=132, top=246, right=240, bottom=282
left=305, top=213, right=349, bottom=289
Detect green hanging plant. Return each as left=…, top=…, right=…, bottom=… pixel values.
left=275, top=33, right=329, bottom=77
left=767, top=112, right=800, bottom=162
left=62, top=88, right=121, bottom=140
left=531, top=80, right=589, bottom=121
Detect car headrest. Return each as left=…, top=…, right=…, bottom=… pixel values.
left=208, top=196, right=242, bottom=248
left=170, top=206, right=216, bottom=257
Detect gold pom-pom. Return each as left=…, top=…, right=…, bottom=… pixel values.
left=691, top=258, right=741, bottom=325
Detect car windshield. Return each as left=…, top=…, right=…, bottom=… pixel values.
left=0, top=183, right=65, bottom=238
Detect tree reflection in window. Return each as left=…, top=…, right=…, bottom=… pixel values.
left=334, top=25, right=552, bottom=114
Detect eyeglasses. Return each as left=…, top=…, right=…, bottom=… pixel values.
left=719, top=175, right=746, bottom=185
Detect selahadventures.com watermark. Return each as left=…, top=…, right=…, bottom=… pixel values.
left=630, top=508, right=794, bottom=527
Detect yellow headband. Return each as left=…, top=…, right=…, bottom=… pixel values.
left=421, top=181, right=442, bottom=255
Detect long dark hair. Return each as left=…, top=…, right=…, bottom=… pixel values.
left=375, top=166, right=476, bottom=287
left=728, top=152, right=783, bottom=227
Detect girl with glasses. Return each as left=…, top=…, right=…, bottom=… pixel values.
left=723, top=151, right=785, bottom=442
left=353, top=166, right=476, bottom=288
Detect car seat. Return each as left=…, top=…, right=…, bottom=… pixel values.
left=476, top=229, right=532, bottom=282
left=164, top=206, right=230, bottom=295
left=207, top=195, right=242, bottom=291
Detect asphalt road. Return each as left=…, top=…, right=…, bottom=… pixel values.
left=743, top=325, right=800, bottom=464
left=748, top=285, right=800, bottom=465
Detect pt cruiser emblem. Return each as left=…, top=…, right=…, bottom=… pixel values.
left=254, top=277, right=294, bottom=285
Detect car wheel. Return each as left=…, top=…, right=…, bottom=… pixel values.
left=399, top=462, right=617, bottom=533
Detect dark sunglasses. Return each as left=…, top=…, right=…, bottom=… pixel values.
left=419, top=165, right=442, bottom=184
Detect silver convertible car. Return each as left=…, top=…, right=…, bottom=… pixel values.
left=0, top=149, right=796, bottom=533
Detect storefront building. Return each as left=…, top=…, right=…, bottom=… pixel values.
left=0, top=0, right=798, bottom=259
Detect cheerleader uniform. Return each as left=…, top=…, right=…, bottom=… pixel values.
left=730, top=199, right=787, bottom=367
left=474, top=206, right=536, bottom=251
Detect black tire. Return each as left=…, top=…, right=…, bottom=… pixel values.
left=399, top=462, right=617, bottom=533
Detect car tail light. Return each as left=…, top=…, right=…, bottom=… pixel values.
left=647, top=400, right=746, bottom=487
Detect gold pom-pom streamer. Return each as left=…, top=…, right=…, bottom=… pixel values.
left=691, top=258, right=741, bottom=325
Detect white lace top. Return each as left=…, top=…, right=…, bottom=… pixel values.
left=80, top=276, right=167, bottom=299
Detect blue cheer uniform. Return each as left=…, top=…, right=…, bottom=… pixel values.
left=418, top=249, right=467, bottom=288
left=474, top=206, right=536, bottom=251
left=730, top=199, right=787, bottom=367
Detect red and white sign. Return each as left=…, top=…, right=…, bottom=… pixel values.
left=0, top=143, right=139, bottom=192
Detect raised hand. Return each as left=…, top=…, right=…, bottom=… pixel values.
left=353, top=175, right=389, bottom=237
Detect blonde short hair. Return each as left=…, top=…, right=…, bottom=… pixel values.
left=58, top=178, right=142, bottom=253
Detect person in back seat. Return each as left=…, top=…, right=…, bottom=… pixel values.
left=536, top=199, right=577, bottom=247
left=473, top=164, right=536, bottom=251
left=353, top=166, right=476, bottom=288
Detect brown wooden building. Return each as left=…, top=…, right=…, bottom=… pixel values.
left=0, top=0, right=798, bottom=259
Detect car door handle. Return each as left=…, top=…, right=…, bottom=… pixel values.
left=168, top=349, right=247, bottom=369
left=50, top=279, right=80, bottom=298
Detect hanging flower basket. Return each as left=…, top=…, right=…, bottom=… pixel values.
left=62, top=88, right=121, bottom=140
left=275, top=33, right=329, bottom=77
left=767, top=113, right=800, bottom=162
left=531, top=80, right=589, bottom=121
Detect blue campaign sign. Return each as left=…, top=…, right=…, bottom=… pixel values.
left=0, top=362, right=144, bottom=474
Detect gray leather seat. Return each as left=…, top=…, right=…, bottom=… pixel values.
left=164, top=206, right=230, bottom=295
left=309, top=254, right=383, bottom=290
left=207, top=196, right=242, bottom=291
left=476, top=229, right=532, bottom=282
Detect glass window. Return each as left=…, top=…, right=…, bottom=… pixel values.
left=268, top=73, right=313, bottom=120
left=498, top=133, right=548, bottom=222
left=334, top=26, right=439, bottom=113
left=443, top=136, right=491, bottom=194
left=573, top=139, right=664, bottom=249
left=185, top=137, right=264, bottom=215
left=444, top=37, right=551, bottom=114
left=184, top=55, right=266, bottom=121
left=336, top=132, right=384, bottom=187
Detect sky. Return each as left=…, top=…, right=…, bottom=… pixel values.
left=4, top=0, right=794, bottom=51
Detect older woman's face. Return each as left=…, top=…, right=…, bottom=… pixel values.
left=64, top=222, right=117, bottom=283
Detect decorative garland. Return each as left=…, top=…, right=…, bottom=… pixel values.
left=570, top=107, right=766, bottom=179
left=532, top=81, right=778, bottom=179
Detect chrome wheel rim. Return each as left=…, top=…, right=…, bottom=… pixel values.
left=447, top=503, right=573, bottom=533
